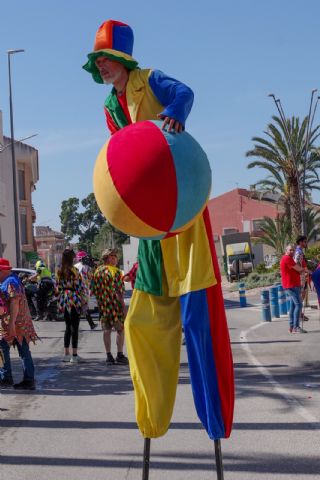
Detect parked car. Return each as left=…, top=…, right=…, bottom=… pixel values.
left=12, top=267, right=36, bottom=277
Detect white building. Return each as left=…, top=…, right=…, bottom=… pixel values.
left=122, top=236, right=139, bottom=289
left=0, top=110, right=39, bottom=266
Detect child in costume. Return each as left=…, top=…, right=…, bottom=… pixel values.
left=84, top=20, right=234, bottom=440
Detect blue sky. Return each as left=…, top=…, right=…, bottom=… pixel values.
left=1, top=0, right=320, bottom=230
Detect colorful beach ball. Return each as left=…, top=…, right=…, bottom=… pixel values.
left=93, top=120, right=211, bottom=240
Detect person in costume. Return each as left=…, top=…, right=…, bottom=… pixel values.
left=55, top=249, right=85, bottom=363
left=91, top=248, right=128, bottom=365
left=83, top=20, right=234, bottom=440
left=74, top=251, right=98, bottom=330
left=0, top=258, right=37, bottom=390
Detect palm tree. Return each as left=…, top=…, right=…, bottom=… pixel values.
left=254, top=215, right=291, bottom=260
left=246, top=115, right=320, bottom=237
left=305, top=207, right=320, bottom=243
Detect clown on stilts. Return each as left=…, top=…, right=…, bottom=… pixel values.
left=83, top=19, right=234, bottom=478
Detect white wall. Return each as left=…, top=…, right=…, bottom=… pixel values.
left=0, top=111, right=17, bottom=264
left=122, top=236, right=139, bottom=289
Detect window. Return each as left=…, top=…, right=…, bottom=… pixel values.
left=252, top=219, right=264, bottom=232
left=18, top=170, right=26, bottom=201
left=20, top=212, right=28, bottom=245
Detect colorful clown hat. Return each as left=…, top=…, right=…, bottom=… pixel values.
left=83, top=20, right=138, bottom=84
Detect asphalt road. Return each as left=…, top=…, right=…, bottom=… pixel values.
left=0, top=294, right=319, bottom=480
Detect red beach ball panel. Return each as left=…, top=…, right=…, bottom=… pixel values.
left=106, top=121, right=177, bottom=232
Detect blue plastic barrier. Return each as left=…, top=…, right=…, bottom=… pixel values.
left=270, top=286, right=280, bottom=318
left=261, top=290, right=272, bottom=322
left=238, top=282, right=247, bottom=307
left=277, top=285, right=288, bottom=315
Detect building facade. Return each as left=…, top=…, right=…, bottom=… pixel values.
left=34, top=226, right=66, bottom=272
left=208, top=188, right=279, bottom=237
left=0, top=111, right=39, bottom=266
left=208, top=188, right=280, bottom=268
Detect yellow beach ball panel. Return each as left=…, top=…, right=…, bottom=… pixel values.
left=93, top=141, right=166, bottom=238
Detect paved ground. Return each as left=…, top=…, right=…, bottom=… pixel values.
left=0, top=291, right=320, bottom=479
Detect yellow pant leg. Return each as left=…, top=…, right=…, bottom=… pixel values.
left=125, top=286, right=181, bottom=438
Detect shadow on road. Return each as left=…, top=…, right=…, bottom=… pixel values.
left=0, top=418, right=318, bottom=431
left=224, top=299, right=256, bottom=309
left=0, top=451, right=319, bottom=474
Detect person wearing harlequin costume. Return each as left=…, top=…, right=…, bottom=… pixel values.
left=74, top=251, right=98, bottom=330
left=55, top=249, right=86, bottom=363
left=91, top=248, right=128, bottom=365
left=83, top=20, right=234, bottom=441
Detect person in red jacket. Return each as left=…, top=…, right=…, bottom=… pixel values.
left=280, top=244, right=308, bottom=333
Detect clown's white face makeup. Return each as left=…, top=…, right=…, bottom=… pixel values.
left=95, top=57, right=125, bottom=86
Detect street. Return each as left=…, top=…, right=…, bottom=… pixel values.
left=0, top=295, right=320, bottom=480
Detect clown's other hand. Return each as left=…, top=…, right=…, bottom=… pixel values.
left=157, top=114, right=183, bottom=133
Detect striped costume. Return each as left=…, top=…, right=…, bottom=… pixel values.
left=84, top=19, right=234, bottom=441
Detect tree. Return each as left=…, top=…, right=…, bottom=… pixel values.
left=254, top=215, right=291, bottom=260
left=60, top=197, right=80, bottom=241
left=246, top=115, right=320, bottom=238
left=255, top=208, right=320, bottom=261
left=91, top=223, right=129, bottom=260
left=60, top=193, right=129, bottom=255
left=77, top=193, right=105, bottom=252
left=305, top=207, right=320, bottom=243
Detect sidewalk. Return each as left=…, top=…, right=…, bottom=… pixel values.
left=0, top=299, right=319, bottom=479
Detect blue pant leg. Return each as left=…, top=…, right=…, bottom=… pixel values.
left=286, top=288, right=302, bottom=329
left=180, top=290, right=225, bottom=440
left=285, top=290, right=294, bottom=328
left=0, top=339, right=13, bottom=381
left=16, top=338, right=35, bottom=381
left=292, top=287, right=302, bottom=328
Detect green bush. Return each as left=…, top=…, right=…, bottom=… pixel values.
left=305, top=245, right=320, bottom=262
left=269, top=261, right=280, bottom=272
left=230, top=270, right=281, bottom=291
left=255, top=263, right=268, bottom=273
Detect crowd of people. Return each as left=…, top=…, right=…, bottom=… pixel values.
left=0, top=232, right=318, bottom=392
left=0, top=248, right=137, bottom=390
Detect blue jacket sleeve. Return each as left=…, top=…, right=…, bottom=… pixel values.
left=148, top=70, right=194, bottom=126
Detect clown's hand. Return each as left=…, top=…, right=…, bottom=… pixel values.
left=157, top=114, right=183, bottom=133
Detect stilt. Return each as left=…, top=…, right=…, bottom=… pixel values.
left=142, top=437, right=151, bottom=480
left=214, top=439, right=224, bottom=480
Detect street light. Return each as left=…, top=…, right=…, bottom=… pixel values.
left=7, top=48, right=24, bottom=267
